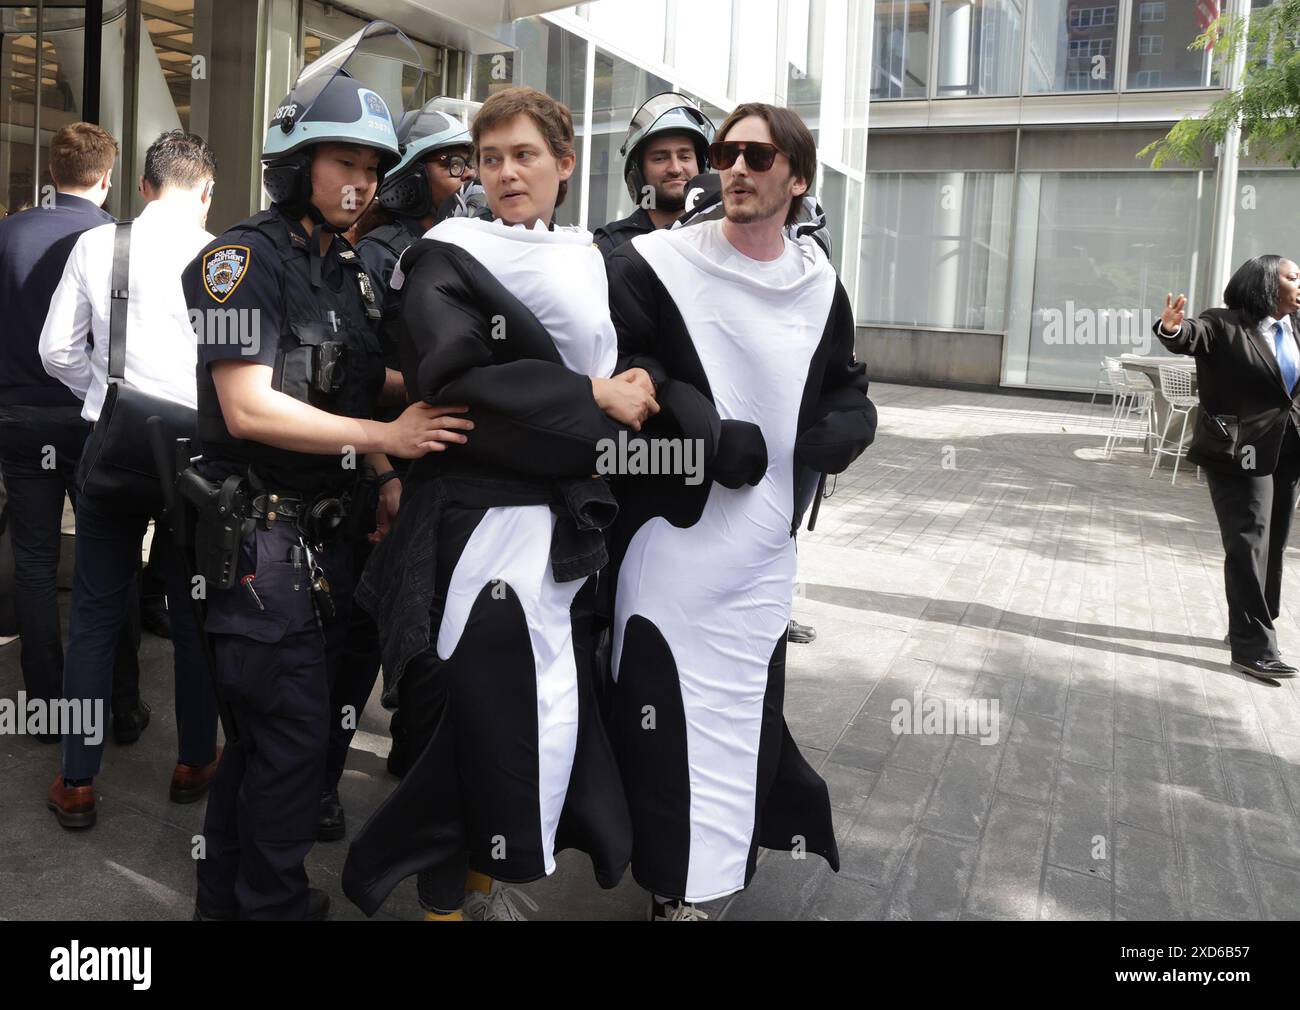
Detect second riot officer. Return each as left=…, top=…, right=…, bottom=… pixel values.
left=314, top=99, right=481, bottom=799
left=181, top=23, right=473, bottom=921
left=355, top=97, right=479, bottom=297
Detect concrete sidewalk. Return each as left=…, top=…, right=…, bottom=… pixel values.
left=3, top=382, right=1299, bottom=920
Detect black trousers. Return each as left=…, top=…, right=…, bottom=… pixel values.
left=197, top=519, right=352, bottom=920
left=398, top=646, right=456, bottom=911
left=1206, top=423, right=1300, bottom=663
left=324, top=531, right=381, bottom=796
left=0, top=404, right=139, bottom=711
left=61, top=486, right=218, bottom=778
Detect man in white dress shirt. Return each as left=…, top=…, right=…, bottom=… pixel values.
left=40, top=131, right=221, bottom=828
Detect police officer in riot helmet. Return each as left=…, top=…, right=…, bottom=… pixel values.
left=592, top=92, right=714, bottom=260
left=318, top=101, right=482, bottom=805
left=356, top=99, right=483, bottom=298
left=181, top=24, right=473, bottom=921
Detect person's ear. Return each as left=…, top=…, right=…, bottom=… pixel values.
left=791, top=174, right=809, bottom=199
left=200, top=179, right=214, bottom=204
left=557, top=150, right=576, bottom=183
left=101, top=168, right=113, bottom=190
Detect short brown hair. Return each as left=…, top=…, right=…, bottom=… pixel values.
left=472, top=86, right=574, bottom=208
left=48, top=122, right=119, bottom=190
left=716, top=103, right=816, bottom=226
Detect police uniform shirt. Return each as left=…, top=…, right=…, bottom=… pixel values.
left=183, top=207, right=382, bottom=494
left=592, top=206, right=655, bottom=261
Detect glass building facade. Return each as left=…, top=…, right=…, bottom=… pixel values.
left=2, top=0, right=1289, bottom=393
left=864, top=0, right=1294, bottom=392
left=1, top=0, right=872, bottom=311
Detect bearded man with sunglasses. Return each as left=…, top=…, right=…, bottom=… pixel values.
left=604, top=103, right=877, bottom=920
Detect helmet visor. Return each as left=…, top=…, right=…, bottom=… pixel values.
left=296, top=20, right=425, bottom=130
left=396, top=96, right=481, bottom=147
left=622, top=92, right=715, bottom=156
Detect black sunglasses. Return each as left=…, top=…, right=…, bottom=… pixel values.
left=707, top=141, right=783, bottom=172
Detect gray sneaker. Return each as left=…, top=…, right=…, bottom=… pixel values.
left=462, top=886, right=539, bottom=921
left=788, top=619, right=816, bottom=644
left=649, top=898, right=709, bottom=921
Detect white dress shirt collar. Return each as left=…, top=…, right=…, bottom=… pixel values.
left=1261, top=314, right=1294, bottom=340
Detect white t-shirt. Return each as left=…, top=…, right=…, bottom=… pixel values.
left=690, top=218, right=808, bottom=287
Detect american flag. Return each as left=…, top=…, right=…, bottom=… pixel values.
left=1196, top=0, right=1220, bottom=49
left=1196, top=0, right=1220, bottom=32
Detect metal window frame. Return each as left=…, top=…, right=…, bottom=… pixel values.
left=14, top=1, right=109, bottom=206
left=874, top=0, right=1229, bottom=104
left=31, top=2, right=44, bottom=207
left=925, top=0, right=940, bottom=99
left=868, top=0, right=936, bottom=101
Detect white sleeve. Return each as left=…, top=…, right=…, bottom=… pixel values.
left=38, top=234, right=95, bottom=400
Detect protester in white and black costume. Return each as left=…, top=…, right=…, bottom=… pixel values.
left=343, top=87, right=666, bottom=921
left=605, top=103, right=877, bottom=919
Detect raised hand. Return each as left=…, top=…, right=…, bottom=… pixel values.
left=1161, top=293, right=1187, bottom=334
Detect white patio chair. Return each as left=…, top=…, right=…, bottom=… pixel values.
left=1089, top=356, right=1118, bottom=412
left=1103, top=361, right=1153, bottom=457
left=1148, top=364, right=1200, bottom=485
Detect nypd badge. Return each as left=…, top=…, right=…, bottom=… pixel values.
left=357, top=270, right=376, bottom=305
left=202, top=245, right=250, bottom=303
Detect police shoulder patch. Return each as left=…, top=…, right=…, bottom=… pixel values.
left=202, top=245, right=251, bottom=303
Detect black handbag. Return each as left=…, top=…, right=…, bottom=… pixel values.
left=76, top=221, right=198, bottom=514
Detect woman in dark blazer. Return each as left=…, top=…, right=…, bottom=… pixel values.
left=1156, top=254, right=1300, bottom=680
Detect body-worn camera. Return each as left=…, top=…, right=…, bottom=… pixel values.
left=314, top=341, right=348, bottom=396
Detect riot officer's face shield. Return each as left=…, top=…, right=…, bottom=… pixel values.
left=395, top=96, right=480, bottom=148
left=283, top=22, right=424, bottom=227
left=295, top=20, right=426, bottom=131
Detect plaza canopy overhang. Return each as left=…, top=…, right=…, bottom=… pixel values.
left=355, top=0, right=577, bottom=53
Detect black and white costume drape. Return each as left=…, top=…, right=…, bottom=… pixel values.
left=343, top=217, right=633, bottom=914
left=605, top=221, right=877, bottom=903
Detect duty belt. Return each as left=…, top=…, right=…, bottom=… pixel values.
left=250, top=491, right=307, bottom=523
left=250, top=489, right=351, bottom=544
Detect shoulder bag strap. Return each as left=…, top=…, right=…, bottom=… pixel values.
left=108, top=221, right=132, bottom=382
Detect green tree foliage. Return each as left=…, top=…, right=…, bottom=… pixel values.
left=1142, top=0, right=1300, bottom=167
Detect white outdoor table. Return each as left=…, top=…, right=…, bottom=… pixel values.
left=1119, top=353, right=1197, bottom=460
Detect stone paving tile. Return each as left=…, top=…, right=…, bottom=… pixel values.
left=1039, top=865, right=1113, bottom=920
left=1170, top=788, right=1260, bottom=920
left=1114, top=733, right=1175, bottom=836
left=965, top=794, right=1051, bottom=920
left=885, top=830, right=978, bottom=921
left=1114, top=823, right=1185, bottom=920
left=837, top=766, right=935, bottom=886
left=1046, top=761, right=1114, bottom=881
left=7, top=382, right=1300, bottom=920
left=919, top=737, right=1003, bottom=841
left=997, top=713, right=1061, bottom=806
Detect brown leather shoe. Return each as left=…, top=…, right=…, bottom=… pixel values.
left=47, top=774, right=96, bottom=829
left=170, top=749, right=221, bottom=804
